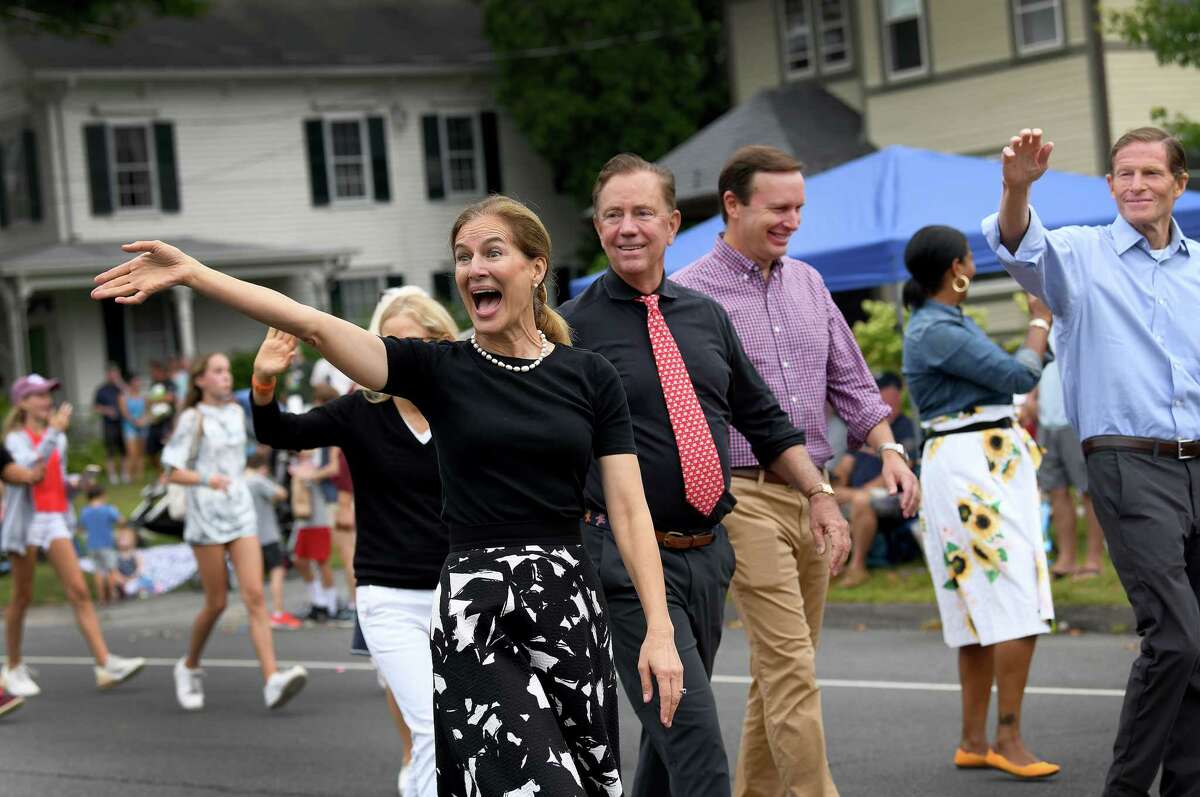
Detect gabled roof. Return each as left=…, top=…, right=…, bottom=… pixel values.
left=659, top=81, right=874, bottom=203
left=2, top=0, right=490, bottom=75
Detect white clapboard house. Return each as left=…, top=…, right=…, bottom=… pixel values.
left=0, top=0, right=581, bottom=410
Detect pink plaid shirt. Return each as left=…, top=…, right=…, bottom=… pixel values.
left=673, top=235, right=890, bottom=468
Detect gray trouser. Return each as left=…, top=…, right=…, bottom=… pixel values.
left=583, top=523, right=736, bottom=797
left=1086, top=450, right=1200, bottom=797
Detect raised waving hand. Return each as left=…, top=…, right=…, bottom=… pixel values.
left=1002, top=128, right=1054, bottom=191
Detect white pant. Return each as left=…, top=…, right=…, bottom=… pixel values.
left=356, top=585, right=436, bottom=797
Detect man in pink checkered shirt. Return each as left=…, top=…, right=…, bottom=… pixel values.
left=673, top=145, right=921, bottom=797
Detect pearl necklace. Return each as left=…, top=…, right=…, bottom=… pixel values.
left=471, top=331, right=550, bottom=373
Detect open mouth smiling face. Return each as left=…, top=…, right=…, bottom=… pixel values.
left=454, top=215, right=543, bottom=335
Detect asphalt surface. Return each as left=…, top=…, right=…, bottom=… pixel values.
left=0, top=584, right=1139, bottom=796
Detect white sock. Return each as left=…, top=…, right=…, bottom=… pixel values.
left=322, top=584, right=339, bottom=612
left=308, top=580, right=322, bottom=608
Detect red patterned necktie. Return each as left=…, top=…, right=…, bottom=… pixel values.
left=636, top=294, right=724, bottom=516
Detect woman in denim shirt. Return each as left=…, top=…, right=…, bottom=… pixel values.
left=902, top=225, right=1060, bottom=780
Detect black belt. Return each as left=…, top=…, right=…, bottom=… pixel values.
left=923, top=417, right=1012, bottom=443
left=583, top=509, right=716, bottom=550
left=1082, top=435, right=1200, bottom=461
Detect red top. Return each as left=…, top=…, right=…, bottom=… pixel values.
left=27, top=428, right=68, bottom=513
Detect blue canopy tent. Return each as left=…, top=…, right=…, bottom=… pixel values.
left=570, top=145, right=1200, bottom=296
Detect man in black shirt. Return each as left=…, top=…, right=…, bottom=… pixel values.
left=560, top=154, right=850, bottom=797
left=91, top=363, right=125, bottom=483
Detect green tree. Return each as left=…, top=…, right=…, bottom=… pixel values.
left=1108, top=0, right=1200, bottom=152
left=481, top=1, right=727, bottom=212
left=851, top=298, right=992, bottom=374
left=0, top=1, right=206, bottom=38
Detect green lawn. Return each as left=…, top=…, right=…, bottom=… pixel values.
left=3, top=479, right=1129, bottom=610
left=0, top=475, right=182, bottom=608
left=829, top=521, right=1129, bottom=607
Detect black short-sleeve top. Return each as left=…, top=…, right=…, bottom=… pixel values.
left=381, top=337, right=636, bottom=546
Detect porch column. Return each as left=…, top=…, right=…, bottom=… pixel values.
left=172, top=286, right=197, bottom=359
left=0, top=277, right=29, bottom=378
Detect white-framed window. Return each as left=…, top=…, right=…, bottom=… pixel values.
left=332, top=273, right=405, bottom=325
left=110, top=123, right=156, bottom=210
left=781, top=0, right=814, bottom=77
left=781, top=0, right=853, bottom=78
left=325, top=117, right=371, bottom=202
left=1, top=131, right=33, bottom=225
left=817, top=0, right=852, bottom=73
left=881, top=0, right=927, bottom=79
left=1013, top=0, right=1063, bottom=54
left=441, top=114, right=484, bottom=196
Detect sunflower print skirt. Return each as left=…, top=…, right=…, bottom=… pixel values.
left=918, top=405, right=1054, bottom=648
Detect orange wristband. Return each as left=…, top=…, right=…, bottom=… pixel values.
left=251, top=375, right=277, bottom=394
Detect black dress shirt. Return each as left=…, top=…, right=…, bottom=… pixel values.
left=559, top=269, right=805, bottom=531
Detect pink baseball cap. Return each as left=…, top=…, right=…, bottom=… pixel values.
left=10, top=373, right=61, bottom=403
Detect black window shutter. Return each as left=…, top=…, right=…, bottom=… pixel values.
left=85, top=123, right=112, bottom=216
left=432, top=271, right=454, bottom=303
left=22, top=129, right=41, bottom=222
left=153, top=122, right=180, bottom=213
left=0, top=142, right=8, bottom=228
left=421, top=114, right=445, bottom=200
left=304, top=119, right=329, bottom=206
left=480, top=111, right=502, bottom=195
left=366, top=116, right=390, bottom=203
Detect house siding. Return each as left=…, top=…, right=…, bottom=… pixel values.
left=1105, top=49, right=1200, bottom=145
left=865, top=54, right=1098, bottom=175
left=55, top=77, right=577, bottom=294
left=928, top=0, right=1011, bottom=74
left=728, top=0, right=783, bottom=103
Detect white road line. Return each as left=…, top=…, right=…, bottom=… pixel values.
left=23, top=656, right=1125, bottom=697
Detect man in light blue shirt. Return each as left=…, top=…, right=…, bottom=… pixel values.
left=985, top=126, right=1200, bottom=796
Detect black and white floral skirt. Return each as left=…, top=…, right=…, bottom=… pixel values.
left=431, top=543, right=622, bottom=797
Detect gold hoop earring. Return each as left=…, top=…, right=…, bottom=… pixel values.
left=952, top=275, right=970, bottom=293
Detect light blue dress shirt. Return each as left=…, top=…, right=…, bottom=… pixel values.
left=984, top=207, right=1200, bottom=441
left=1036, top=358, right=1069, bottom=429
left=903, top=300, right=1045, bottom=421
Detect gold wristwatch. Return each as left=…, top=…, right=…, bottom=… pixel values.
left=806, top=481, right=836, bottom=499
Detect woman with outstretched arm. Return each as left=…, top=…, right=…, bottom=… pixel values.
left=92, top=195, right=683, bottom=796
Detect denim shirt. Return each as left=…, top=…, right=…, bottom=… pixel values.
left=902, top=300, right=1046, bottom=421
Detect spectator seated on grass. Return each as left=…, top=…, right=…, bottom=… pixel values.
left=832, top=373, right=921, bottom=588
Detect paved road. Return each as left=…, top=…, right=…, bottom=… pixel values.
left=1, top=588, right=1137, bottom=796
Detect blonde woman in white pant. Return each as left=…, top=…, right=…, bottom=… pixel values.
left=249, top=289, right=455, bottom=797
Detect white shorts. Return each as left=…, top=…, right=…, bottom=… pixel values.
left=28, top=512, right=72, bottom=551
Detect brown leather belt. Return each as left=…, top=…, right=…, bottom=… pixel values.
left=654, top=530, right=716, bottom=550
left=584, top=509, right=716, bottom=550
left=730, top=467, right=789, bottom=486
left=1082, top=435, right=1200, bottom=460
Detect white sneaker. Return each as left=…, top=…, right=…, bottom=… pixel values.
left=264, top=665, right=307, bottom=710
left=95, top=653, right=146, bottom=689
left=173, top=657, right=205, bottom=711
left=1, top=663, right=40, bottom=697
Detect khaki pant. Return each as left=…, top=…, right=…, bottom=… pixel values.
left=726, top=473, right=838, bottom=797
